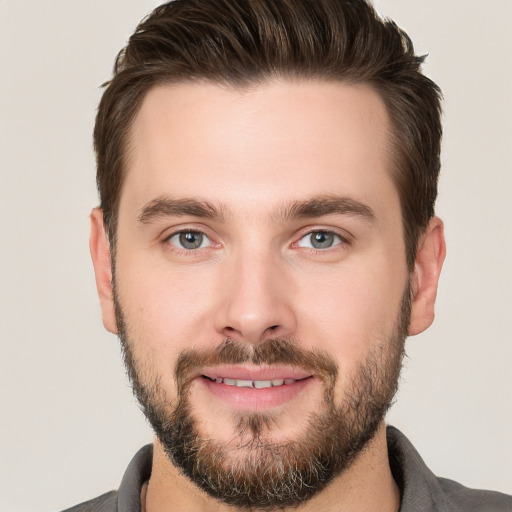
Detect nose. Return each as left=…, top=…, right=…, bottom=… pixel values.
left=213, top=249, right=297, bottom=345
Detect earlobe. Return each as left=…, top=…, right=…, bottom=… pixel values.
left=408, top=217, right=446, bottom=336
left=89, top=208, right=118, bottom=334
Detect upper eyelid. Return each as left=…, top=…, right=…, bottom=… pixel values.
left=300, top=229, right=344, bottom=240
left=295, top=226, right=352, bottom=243
left=161, top=225, right=211, bottom=241
left=166, top=228, right=209, bottom=239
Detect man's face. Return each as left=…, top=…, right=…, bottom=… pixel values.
left=109, top=80, right=411, bottom=507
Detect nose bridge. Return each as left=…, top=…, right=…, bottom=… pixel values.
left=214, top=241, right=296, bottom=344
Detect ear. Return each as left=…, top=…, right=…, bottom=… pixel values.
left=89, top=208, right=117, bottom=334
left=408, top=217, right=446, bottom=336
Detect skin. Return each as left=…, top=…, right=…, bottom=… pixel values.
left=90, top=80, right=446, bottom=511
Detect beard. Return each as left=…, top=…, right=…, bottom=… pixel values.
left=114, top=284, right=410, bottom=510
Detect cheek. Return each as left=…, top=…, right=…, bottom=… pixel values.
left=114, top=259, right=220, bottom=386
left=118, top=246, right=214, bottom=315
left=293, top=262, right=406, bottom=364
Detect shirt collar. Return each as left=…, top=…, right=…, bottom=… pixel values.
left=117, top=444, right=153, bottom=512
left=387, top=425, right=448, bottom=511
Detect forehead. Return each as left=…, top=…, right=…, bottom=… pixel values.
left=122, top=79, right=397, bottom=220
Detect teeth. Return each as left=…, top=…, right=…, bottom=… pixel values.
left=235, top=379, right=253, bottom=388
left=209, top=377, right=298, bottom=388
left=254, top=380, right=272, bottom=389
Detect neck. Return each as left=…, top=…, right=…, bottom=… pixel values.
left=145, top=422, right=400, bottom=512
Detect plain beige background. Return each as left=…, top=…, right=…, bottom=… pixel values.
left=1, top=1, right=511, bottom=511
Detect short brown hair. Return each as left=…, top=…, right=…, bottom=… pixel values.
left=94, top=0, right=442, bottom=268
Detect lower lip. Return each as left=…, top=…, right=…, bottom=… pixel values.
left=199, top=377, right=314, bottom=412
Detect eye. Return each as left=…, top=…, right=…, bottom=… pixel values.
left=296, top=230, right=344, bottom=250
left=167, top=230, right=211, bottom=250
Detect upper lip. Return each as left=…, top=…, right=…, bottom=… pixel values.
left=200, top=366, right=313, bottom=381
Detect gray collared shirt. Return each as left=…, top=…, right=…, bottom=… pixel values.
left=62, top=426, right=512, bottom=511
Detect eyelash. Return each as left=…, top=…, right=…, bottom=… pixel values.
left=293, top=228, right=350, bottom=253
left=163, top=229, right=215, bottom=256
left=162, top=227, right=351, bottom=255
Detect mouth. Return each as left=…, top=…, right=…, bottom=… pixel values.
left=197, top=367, right=316, bottom=411
left=202, top=375, right=309, bottom=389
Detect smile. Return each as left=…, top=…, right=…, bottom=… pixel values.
left=199, top=369, right=315, bottom=411
left=202, top=376, right=306, bottom=388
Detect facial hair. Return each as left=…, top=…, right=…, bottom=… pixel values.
left=115, top=284, right=410, bottom=510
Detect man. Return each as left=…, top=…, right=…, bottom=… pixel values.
left=70, top=0, right=511, bottom=510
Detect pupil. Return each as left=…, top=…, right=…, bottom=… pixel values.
left=180, top=231, right=202, bottom=249
left=312, top=231, right=333, bottom=249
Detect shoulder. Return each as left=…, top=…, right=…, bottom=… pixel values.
left=59, top=444, right=152, bottom=512
left=386, top=426, right=512, bottom=512
left=60, top=490, right=118, bottom=512
left=437, top=477, right=512, bottom=512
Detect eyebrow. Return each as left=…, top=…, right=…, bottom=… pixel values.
left=277, top=194, right=376, bottom=223
left=137, top=194, right=376, bottom=225
left=137, top=196, right=225, bottom=224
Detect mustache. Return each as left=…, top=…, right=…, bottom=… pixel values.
left=174, top=337, right=339, bottom=397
